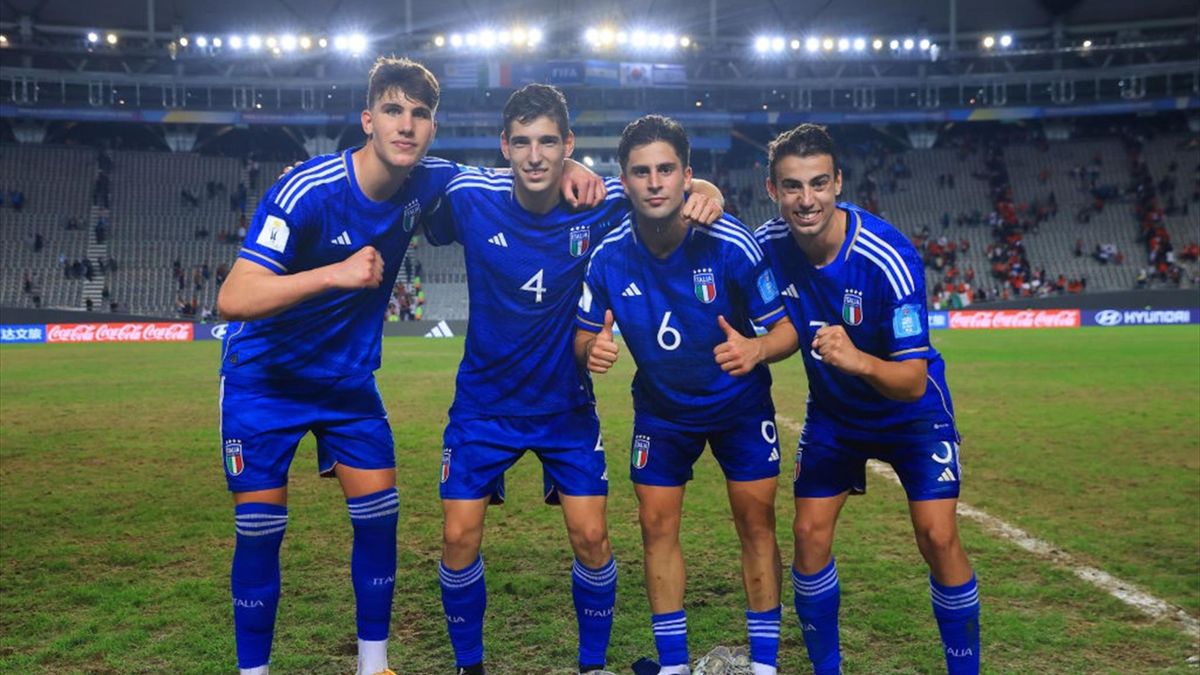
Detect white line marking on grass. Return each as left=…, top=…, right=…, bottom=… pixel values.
left=775, top=415, right=1200, bottom=643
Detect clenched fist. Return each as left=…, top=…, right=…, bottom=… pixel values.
left=328, top=245, right=384, bottom=290
left=812, top=325, right=869, bottom=376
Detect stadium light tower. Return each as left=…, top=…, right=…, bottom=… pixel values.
left=754, top=36, right=770, bottom=54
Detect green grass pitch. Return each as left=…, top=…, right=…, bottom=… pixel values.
left=1, top=326, right=1197, bottom=673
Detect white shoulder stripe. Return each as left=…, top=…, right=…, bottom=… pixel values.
left=859, top=228, right=916, bottom=291
left=448, top=172, right=512, bottom=186
left=276, top=157, right=341, bottom=208
left=282, top=169, right=346, bottom=213
left=711, top=218, right=760, bottom=249
left=446, top=181, right=512, bottom=195
left=854, top=233, right=913, bottom=296
left=852, top=244, right=905, bottom=300
left=586, top=222, right=632, bottom=274
left=420, top=156, right=457, bottom=167
left=698, top=221, right=762, bottom=264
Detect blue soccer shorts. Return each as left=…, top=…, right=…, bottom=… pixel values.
left=439, top=405, right=608, bottom=503
left=793, top=421, right=962, bottom=501
left=629, top=407, right=782, bottom=487
left=219, top=373, right=394, bottom=493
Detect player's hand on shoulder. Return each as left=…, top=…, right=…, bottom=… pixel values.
left=713, top=315, right=763, bottom=377
left=563, top=168, right=606, bottom=210
left=587, top=310, right=620, bottom=373
left=277, top=161, right=304, bottom=181
left=812, top=324, right=868, bottom=376
left=681, top=192, right=724, bottom=226
left=329, top=245, right=384, bottom=290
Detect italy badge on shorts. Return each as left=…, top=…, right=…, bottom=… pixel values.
left=693, top=268, right=716, bottom=303
left=440, top=447, right=452, bottom=483
left=569, top=225, right=591, bottom=257
left=632, top=435, right=651, bottom=469
left=224, top=438, right=244, bottom=476
left=842, top=289, right=863, bottom=326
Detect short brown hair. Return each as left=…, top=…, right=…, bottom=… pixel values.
left=366, top=56, right=440, bottom=111
left=503, top=84, right=570, bottom=138
left=618, top=115, right=690, bottom=171
left=768, top=123, right=840, bottom=183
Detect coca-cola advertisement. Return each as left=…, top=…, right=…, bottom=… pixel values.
left=45, top=322, right=195, bottom=343
left=948, top=309, right=1081, bottom=330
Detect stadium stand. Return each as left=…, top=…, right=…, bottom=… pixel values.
left=2, top=127, right=1196, bottom=320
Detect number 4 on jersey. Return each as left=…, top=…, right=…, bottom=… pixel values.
left=521, top=269, right=546, bottom=303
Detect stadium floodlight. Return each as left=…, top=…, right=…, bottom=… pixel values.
left=790, top=38, right=800, bottom=50
left=584, top=27, right=599, bottom=45
left=0, top=35, right=8, bottom=46
left=822, top=37, right=834, bottom=51
left=616, top=31, right=628, bottom=44
left=434, top=35, right=446, bottom=47
left=903, top=38, right=914, bottom=50
left=527, top=28, right=542, bottom=46
left=450, top=33, right=463, bottom=47
left=195, top=35, right=208, bottom=48
left=754, top=36, right=770, bottom=53
left=348, top=33, right=367, bottom=54
left=280, top=34, right=297, bottom=51
left=1081, top=39, right=1092, bottom=49
left=229, top=35, right=243, bottom=49
left=872, top=38, right=883, bottom=50
left=806, top=37, right=820, bottom=53
left=465, top=32, right=478, bottom=47
left=334, top=34, right=349, bottom=50
left=694, top=99, right=702, bottom=107
left=212, top=37, right=223, bottom=48
left=479, top=29, right=496, bottom=49
left=889, top=38, right=899, bottom=50
left=919, top=38, right=930, bottom=50
left=999, top=34, right=1012, bottom=47
left=178, top=36, right=189, bottom=47
left=498, top=29, right=511, bottom=45
left=599, top=28, right=615, bottom=46
left=982, top=35, right=995, bottom=48
left=771, top=36, right=785, bottom=52
left=836, top=37, right=849, bottom=52
left=248, top=34, right=263, bottom=50
left=106, top=33, right=118, bottom=45
left=679, top=35, right=691, bottom=47
left=662, top=33, right=677, bottom=49
left=631, top=30, right=648, bottom=48
left=266, top=36, right=278, bottom=49
left=299, top=35, right=312, bottom=49
left=853, top=37, right=866, bottom=51
left=87, top=31, right=99, bottom=43
left=318, top=37, right=328, bottom=48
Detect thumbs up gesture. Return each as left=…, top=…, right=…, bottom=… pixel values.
left=587, top=310, right=621, bottom=374
left=713, top=314, right=763, bottom=376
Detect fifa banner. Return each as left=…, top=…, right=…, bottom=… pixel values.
left=1083, top=308, right=1198, bottom=327
left=44, top=322, right=194, bottom=342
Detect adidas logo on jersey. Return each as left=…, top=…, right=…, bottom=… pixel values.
left=768, top=448, right=780, bottom=462
left=331, top=231, right=352, bottom=246
left=622, top=282, right=643, bottom=297
left=488, top=233, right=509, bottom=247
left=937, top=467, right=957, bottom=482
left=782, top=283, right=800, bottom=298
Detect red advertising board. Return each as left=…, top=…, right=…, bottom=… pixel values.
left=46, top=322, right=195, bottom=343
left=948, top=309, right=1081, bottom=329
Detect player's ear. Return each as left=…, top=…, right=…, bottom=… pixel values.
left=765, top=175, right=778, bottom=203
left=682, top=165, right=693, bottom=192
left=500, top=130, right=511, bottom=161
left=361, top=109, right=373, bottom=138
left=564, top=130, right=575, bottom=158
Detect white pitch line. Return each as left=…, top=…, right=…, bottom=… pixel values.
left=775, top=415, right=1200, bottom=643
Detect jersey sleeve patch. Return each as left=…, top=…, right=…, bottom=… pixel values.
left=255, top=215, right=290, bottom=253
left=893, top=303, right=924, bottom=338
left=757, top=269, right=780, bottom=304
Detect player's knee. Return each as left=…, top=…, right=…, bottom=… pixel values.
left=914, top=522, right=961, bottom=559
left=442, top=519, right=484, bottom=555
left=734, top=509, right=777, bottom=546
left=638, top=507, right=680, bottom=542
left=792, top=516, right=833, bottom=547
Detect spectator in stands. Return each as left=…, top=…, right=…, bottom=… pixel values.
left=106, top=256, right=118, bottom=274
left=1074, top=238, right=1084, bottom=257
left=182, top=188, right=201, bottom=209
left=1094, top=243, right=1118, bottom=264
left=215, top=262, right=229, bottom=287
left=94, top=220, right=107, bottom=244
left=248, top=157, right=261, bottom=190
left=92, top=172, right=109, bottom=207
left=22, top=272, right=33, bottom=294
left=65, top=216, right=81, bottom=230
left=194, top=225, right=210, bottom=239
left=85, top=298, right=94, bottom=312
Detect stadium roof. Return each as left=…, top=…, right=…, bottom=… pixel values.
left=4, top=0, right=1193, bottom=37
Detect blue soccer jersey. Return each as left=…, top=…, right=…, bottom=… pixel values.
left=220, top=149, right=467, bottom=381
left=424, top=172, right=629, bottom=416
left=754, top=203, right=958, bottom=442
left=576, top=214, right=786, bottom=425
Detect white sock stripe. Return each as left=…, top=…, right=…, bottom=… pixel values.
left=439, top=559, right=484, bottom=582
left=439, top=565, right=485, bottom=589
left=930, top=584, right=979, bottom=602
left=236, top=524, right=288, bottom=537
left=349, top=506, right=400, bottom=521
left=573, top=568, right=618, bottom=587
left=348, top=498, right=400, bottom=517
left=747, top=631, right=781, bottom=639
left=347, top=490, right=399, bottom=511
left=932, top=591, right=980, bottom=609
left=652, top=618, right=687, bottom=630
left=572, top=559, right=617, bottom=581
left=791, top=565, right=838, bottom=590
left=793, top=575, right=839, bottom=598
left=235, top=513, right=288, bottom=521
left=747, top=619, right=781, bottom=626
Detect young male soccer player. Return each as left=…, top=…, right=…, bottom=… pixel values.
left=216, top=60, right=597, bottom=675
left=423, top=87, right=724, bottom=675
left=753, top=124, right=980, bottom=674
left=575, top=115, right=798, bottom=675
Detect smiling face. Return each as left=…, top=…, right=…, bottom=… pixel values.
left=621, top=140, right=693, bottom=224
left=360, top=87, right=437, bottom=171
left=766, top=152, right=843, bottom=240
left=501, top=114, right=573, bottom=202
